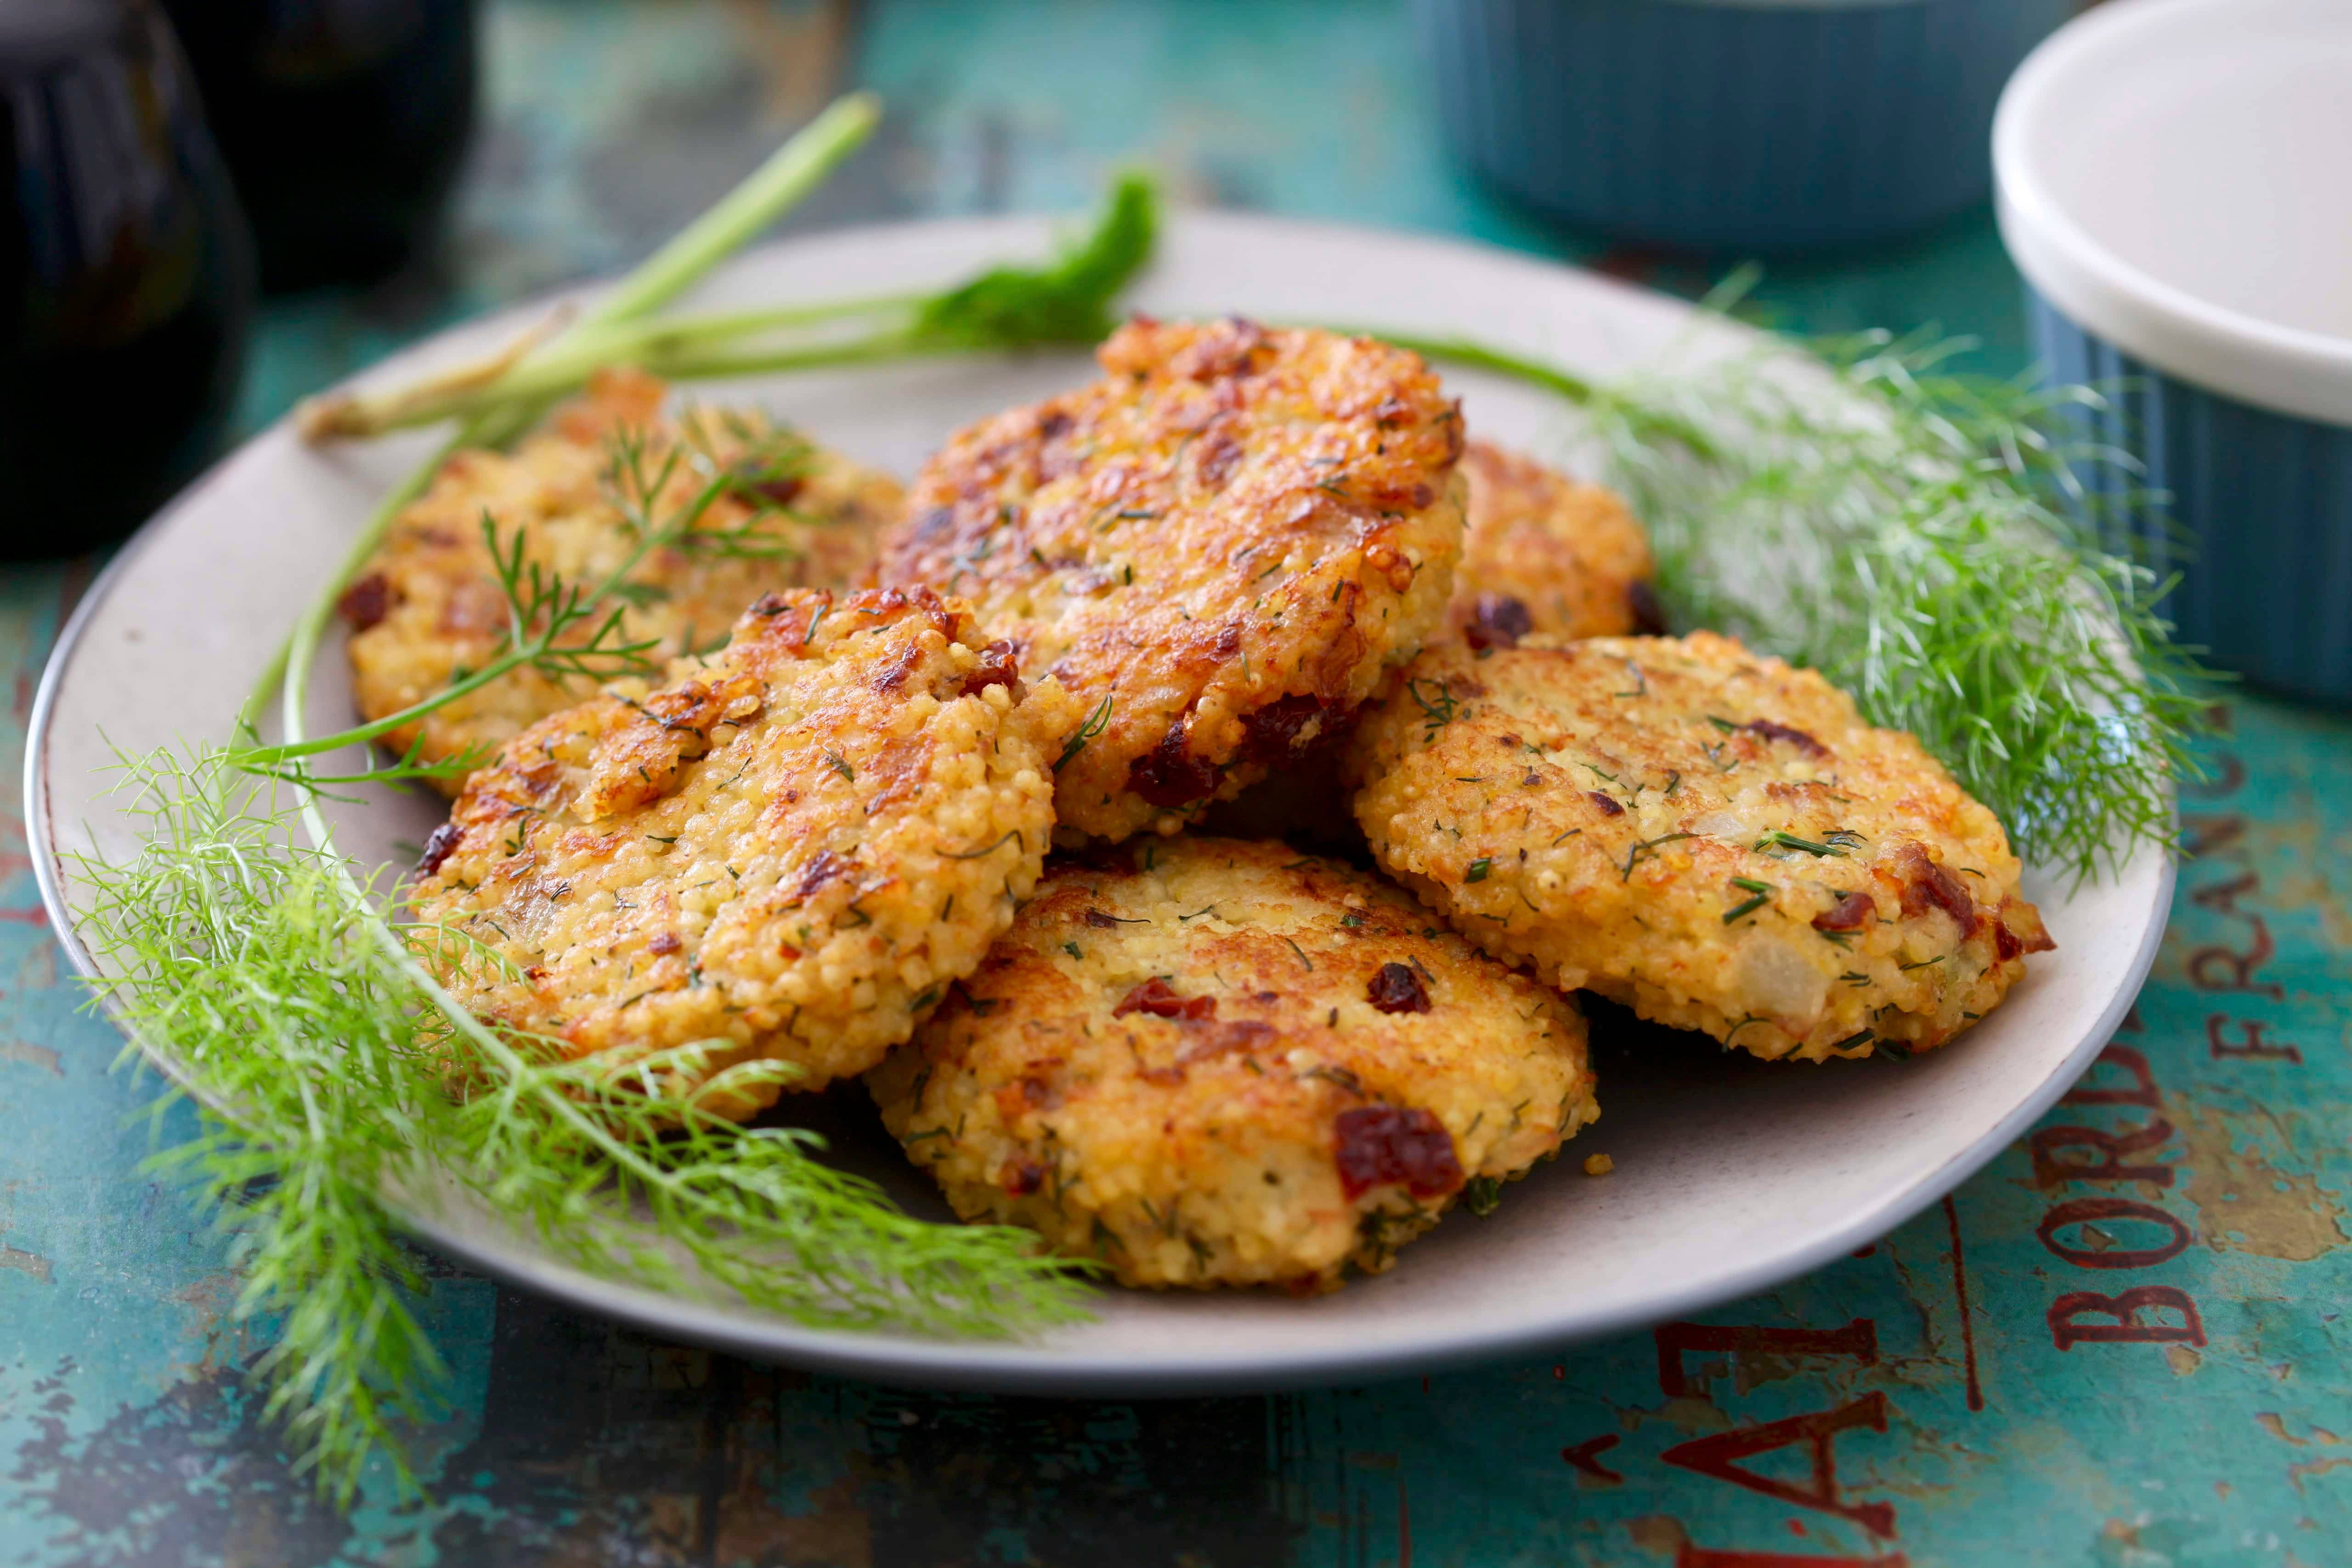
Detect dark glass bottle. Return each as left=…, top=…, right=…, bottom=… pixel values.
left=162, top=0, right=478, bottom=293
left=0, top=0, right=256, bottom=558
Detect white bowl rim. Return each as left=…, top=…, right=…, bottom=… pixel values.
left=1992, top=0, right=2352, bottom=426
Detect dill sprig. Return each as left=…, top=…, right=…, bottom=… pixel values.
left=1374, top=319, right=2210, bottom=882
left=69, top=751, right=1091, bottom=1502
left=65, top=97, right=1122, bottom=1505
left=232, top=418, right=810, bottom=784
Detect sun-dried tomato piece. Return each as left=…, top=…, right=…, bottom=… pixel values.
left=1627, top=579, right=1668, bottom=636
left=1194, top=429, right=1244, bottom=489
left=1241, top=693, right=1329, bottom=764
left=1176, top=1019, right=1278, bottom=1065
left=1896, top=843, right=1977, bottom=931
left=1334, top=1105, right=1463, bottom=1200
left=1001, top=1159, right=1048, bottom=1196
left=1743, top=719, right=1829, bottom=758
left=1365, top=961, right=1430, bottom=1014
left=793, top=849, right=852, bottom=901
left=1114, top=978, right=1216, bottom=1021
left=415, top=821, right=463, bottom=877
left=1127, top=722, right=1222, bottom=807
left=1812, top=891, right=1875, bottom=932
left=1588, top=791, right=1625, bottom=817
left=337, top=572, right=391, bottom=631
left=960, top=639, right=1020, bottom=697
left=736, top=465, right=803, bottom=507
left=1464, top=593, right=1534, bottom=651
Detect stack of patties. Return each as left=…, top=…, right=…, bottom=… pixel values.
left=860, top=318, right=1601, bottom=1289
left=380, top=315, right=2052, bottom=1297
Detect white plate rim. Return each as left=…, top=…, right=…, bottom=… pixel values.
left=26, top=209, right=2173, bottom=1393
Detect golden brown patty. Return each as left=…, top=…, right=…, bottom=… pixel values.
left=866, top=837, right=1597, bottom=1291
left=872, top=317, right=1467, bottom=843
left=409, top=586, right=1075, bottom=1119
left=1344, top=632, right=2053, bottom=1062
left=1447, top=442, right=1659, bottom=649
left=344, top=368, right=904, bottom=793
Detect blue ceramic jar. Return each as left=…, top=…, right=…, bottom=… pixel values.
left=1418, top=0, right=2075, bottom=251
left=1996, top=0, right=2352, bottom=704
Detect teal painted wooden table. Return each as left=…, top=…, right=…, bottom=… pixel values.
left=6, top=4, right=2349, bottom=1563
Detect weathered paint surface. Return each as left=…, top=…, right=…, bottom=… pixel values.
left=5, top=3, right=2349, bottom=1562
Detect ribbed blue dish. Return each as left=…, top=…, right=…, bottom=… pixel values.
left=2027, top=288, right=2352, bottom=705
left=1417, top=0, right=2073, bottom=251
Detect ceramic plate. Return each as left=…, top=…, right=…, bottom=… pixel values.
left=27, top=213, right=2170, bottom=1393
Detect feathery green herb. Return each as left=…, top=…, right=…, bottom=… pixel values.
left=1356, top=314, right=2211, bottom=882
left=68, top=100, right=1140, bottom=1505
left=70, top=751, right=1091, bottom=1502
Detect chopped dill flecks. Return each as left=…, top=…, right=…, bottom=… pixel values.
left=825, top=751, right=855, bottom=783
left=1466, top=857, right=1493, bottom=883
left=944, top=829, right=1023, bottom=860
left=1055, top=694, right=1114, bottom=771
left=1622, top=831, right=1696, bottom=882
left=1755, top=830, right=1844, bottom=858
left=1722, top=880, right=1771, bottom=923
left=1898, top=956, right=1946, bottom=971
left=1283, top=936, right=1314, bottom=972
left=1407, top=678, right=1461, bottom=736
left=1463, top=1176, right=1503, bottom=1217
left=1062, top=940, right=1084, bottom=960
left=1832, top=1029, right=1877, bottom=1053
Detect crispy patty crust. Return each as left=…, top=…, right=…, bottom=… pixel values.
left=410, top=586, right=1074, bottom=1119
left=872, top=317, right=1467, bottom=843
left=345, top=368, right=903, bottom=793
left=1448, top=442, right=1658, bottom=649
left=866, top=837, right=1597, bottom=1291
left=1344, top=633, right=2053, bottom=1062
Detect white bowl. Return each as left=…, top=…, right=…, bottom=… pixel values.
left=1994, top=0, right=2352, bottom=425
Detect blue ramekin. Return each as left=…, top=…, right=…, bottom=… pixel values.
left=1416, top=0, right=2075, bottom=252
left=1995, top=0, right=2352, bottom=705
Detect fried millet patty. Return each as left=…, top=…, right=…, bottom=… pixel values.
left=1447, top=442, right=1659, bottom=649
left=872, top=317, right=1467, bottom=843
left=345, top=368, right=903, bottom=793
left=410, top=586, right=1075, bottom=1119
left=866, top=837, right=1597, bottom=1291
left=1344, top=633, right=2054, bottom=1063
